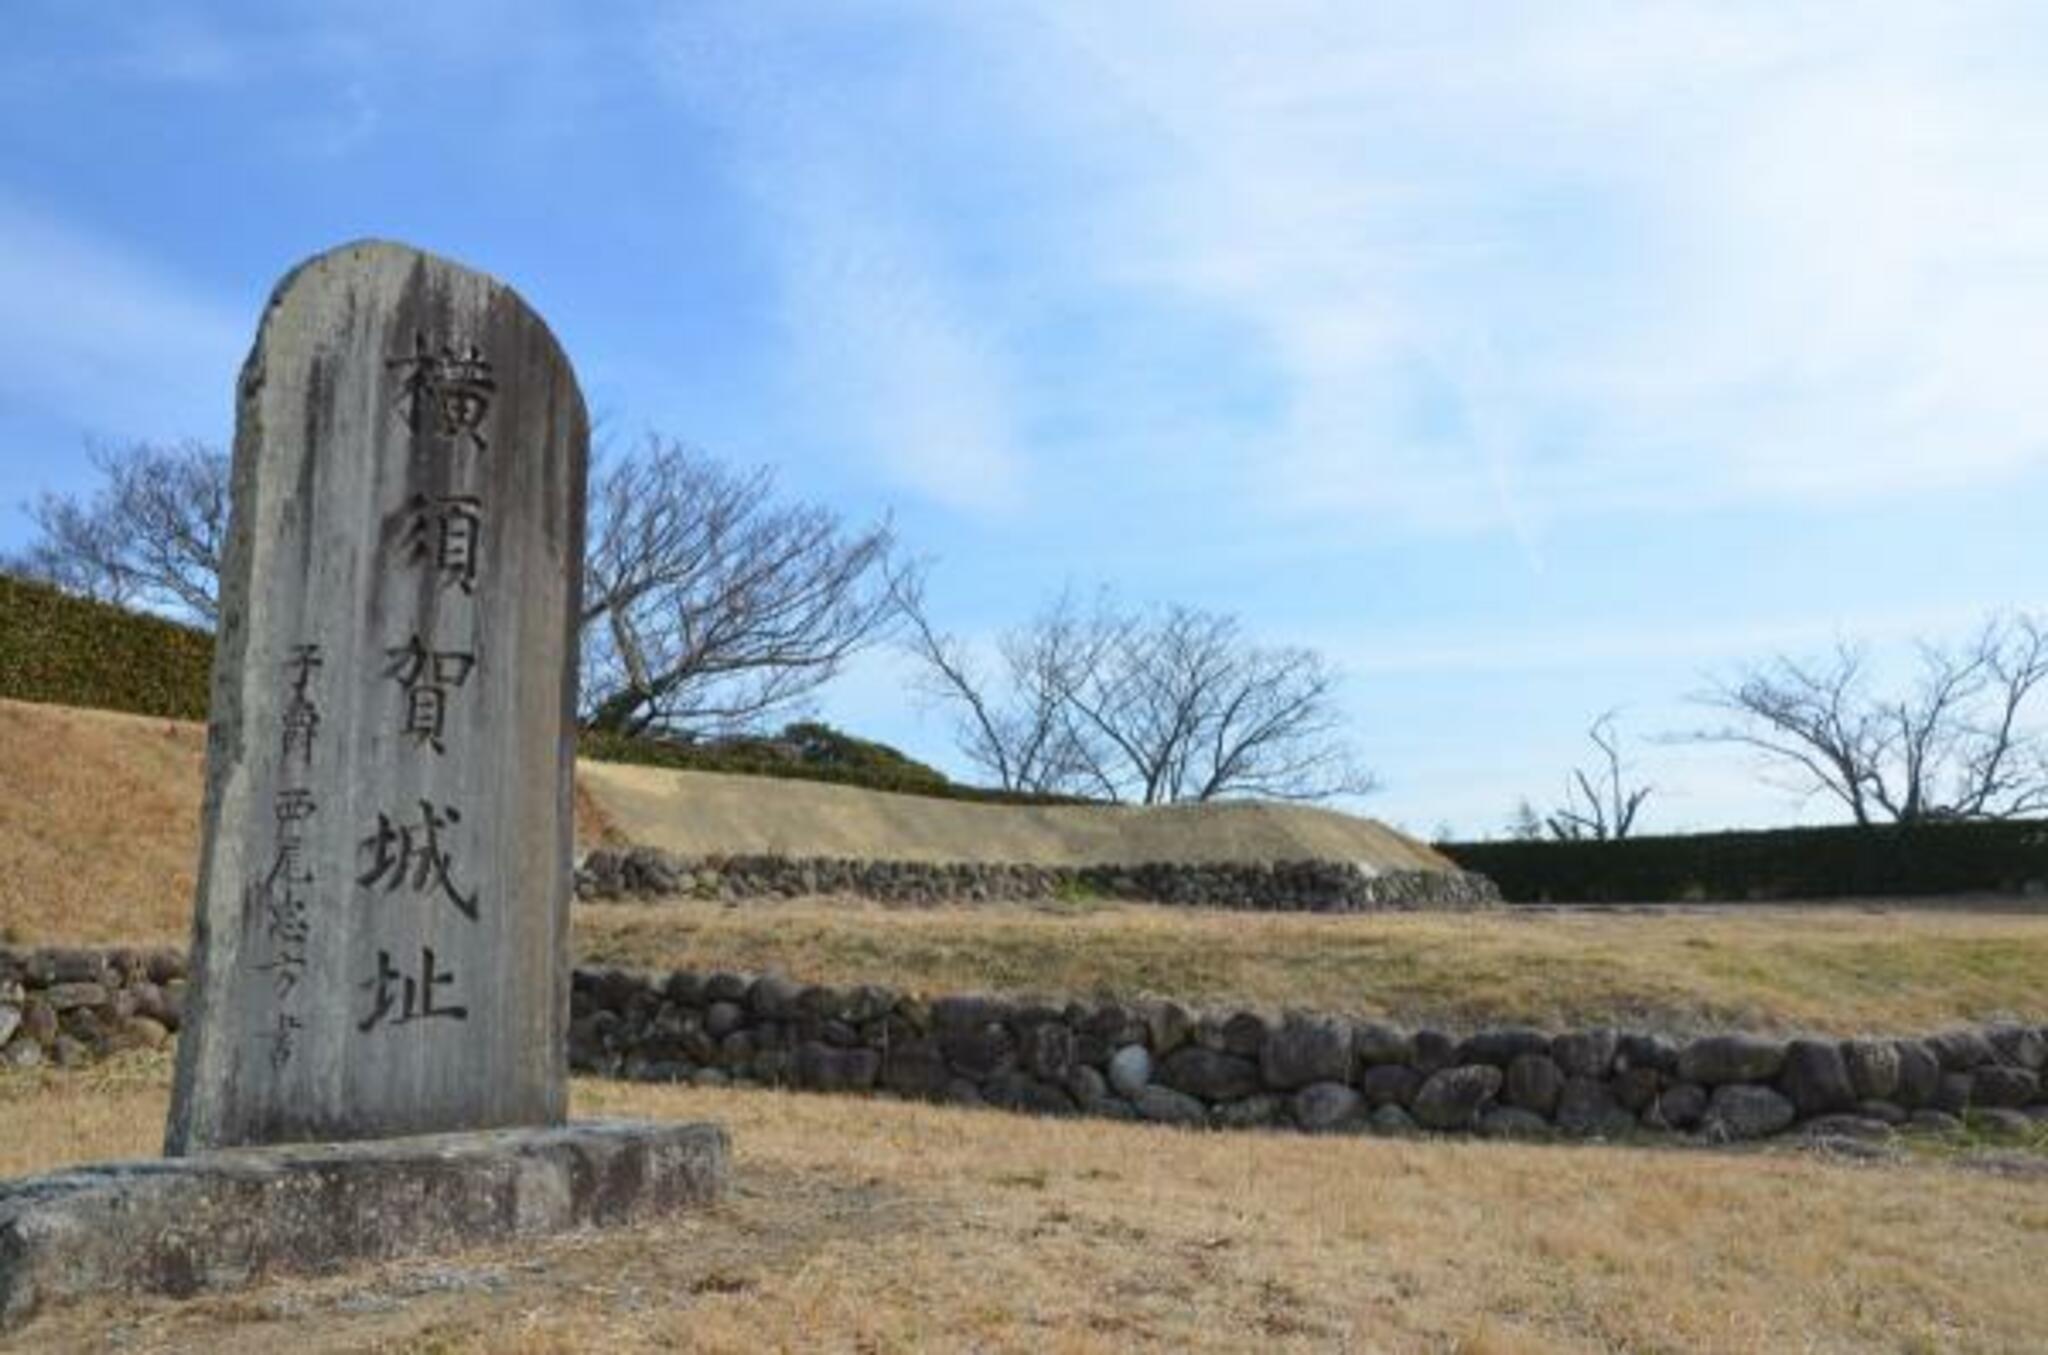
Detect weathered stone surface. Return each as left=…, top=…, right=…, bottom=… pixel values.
left=1412, top=1065, right=1501, bottom=1130
left=1290, top=1081, right=1363, bottom=1133
left=1131, top=1084, right=1208, bottom=1127
left=1987, top=1024, right=2048, bottom=1072
left=880, top=1038, right=950, bottom=1099
left=1064, top=1065, right=1109, bottom=1108
left=940, top=1021, right=1015, bottom=1078
left=1552, top=1029, right=1619, bottom=1080
left=0, top=1005, right=18, bottom=1048
left=1970, top=1065, right=2041, bottom=1108
left=0, top=1120, right=724, bottom=1333
left=1367, top=1104, right=1418, bottom=1134
left=1019, top=1021, right=1077, bottom=1081
left=1352, top=1022, right=1412, bottom=1067
left=1147, top=1001, right=1194, bottom=1055
left=1842, top=1040, right=1901, bottom=1102
left=1260, top=1016, right=1352, bottom=1090
left=1610, top=1065, right=1663, bottom=1113
left=1503, top=1054, right=1565, bottom=1116
left=1648, top=1082, right=1707, bottom=1131
left=792, top=1041, right=879, bottom=1093
left=1677, top=1035, right=1786, bottom=1086
left=982, top=1072, right=1075, bottom=1116
left=1927, top=1029, right=1998, bottom=1071
left=1411, top=1030, right=1458, bottom=1075
left=1933, top=1072, right=1974, bottom=1114
left=1894, top=1040, right=1942, bottom=1108
left=1555, top=1077, right=1637, bottom=1139
left=41, top=983, right=107, bottom=1013
left=1157, top=1047, right=1262, bottom=1101
left=167, top=241, right=589, bottom=1155
left=1107, top=1044, right=1152, bottom=1099
left=1853, top=1099, right=1907, bottom=1125
left=1700, top=1084, right=1797, bottom=1141
left=1455, top=1027, right=1550, bottom=1068
left=1780, top=1040, right=1857, bottom=1117
left=1615, top=1032, right=1678, bottom=1074
left=1217, top=1011, right=1269, bottom=1059
left=1360, top=1063, right=1421, bottom=1108
left=1211, top=1095, right=1283, bottom=1130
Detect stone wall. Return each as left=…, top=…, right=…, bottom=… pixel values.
left=12, top=946, right=2045, bottom=1147
left=575, top=847, right=1501, bottom=912
left=0, top=947, right=186, bottom=1069
left=569, top=966, right=2048, bottom=1144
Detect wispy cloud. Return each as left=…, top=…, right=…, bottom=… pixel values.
left=0, top=197, right=245, bottom=444
left=642, top=6, right=1030, bottom=513
left=970, top=3, right=2048, bottom=533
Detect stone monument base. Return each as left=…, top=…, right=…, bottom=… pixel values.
left=0, top=1119, right=729, bottom=1332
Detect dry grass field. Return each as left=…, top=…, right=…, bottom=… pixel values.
left=10, top=696, right=2048, bottom=1349
left=0, top=699, right=204, bottom=945
left=5, top=1053, right=2048, bottom=1354
left=579, top=897, right=2048, bottom=1035
left=578, top=759, right=1455, bottom=868
left=0, top=699, right=625, bottom=944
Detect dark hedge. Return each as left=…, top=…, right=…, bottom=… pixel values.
left=1438, top=820, right=2048, bottom=903
left=0, top=574, right=212, bottom=720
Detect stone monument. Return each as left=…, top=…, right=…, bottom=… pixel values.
left=167, top=238, right=584, bottom=1152
left=0, top=242, right=726, bottom=1333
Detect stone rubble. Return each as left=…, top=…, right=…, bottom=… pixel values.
left=574, top=846, right=1502, bottom=912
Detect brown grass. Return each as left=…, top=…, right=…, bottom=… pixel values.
left=0, top=700, right=205, bottom=946
left=12, top=696, right=2047, bottom=1034
left=5, top=1055, right=2047, bottom=1353
left=578, top=760, right=1456, bottom=869
left=0, top=699, right=618, bottom=944
left=577, top=896, right=2048, bottom=1035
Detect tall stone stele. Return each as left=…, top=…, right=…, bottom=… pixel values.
left=166, top=241, right=588, bottom=1154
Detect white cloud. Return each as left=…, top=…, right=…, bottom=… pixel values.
left=996, top=2, right=2048, bottom=531
left=642, top=6, right=1030, bottom=514
left=0, top=198, right=244, bottom=445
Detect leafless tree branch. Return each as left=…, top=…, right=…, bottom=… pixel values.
left=1688, top=615, right=2048, bottom=822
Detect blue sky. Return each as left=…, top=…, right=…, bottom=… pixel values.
left=5, top=2, right=2047, bottom=837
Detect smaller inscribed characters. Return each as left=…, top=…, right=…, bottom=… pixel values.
left=383, top=635, right=476, bottom=755
left=280, top=643, right=322, bottom=765
left=386, top=332, right=495, bottom=450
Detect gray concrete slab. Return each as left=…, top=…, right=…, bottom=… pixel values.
left=0, top=1119, right=726, bottom=1333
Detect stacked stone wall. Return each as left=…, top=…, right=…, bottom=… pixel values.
left=575, top=847, right=1501, bottom=912
left=12, top=947, right=2046, bottom=1147
left=0, top=947, right=186, bottom=1069
left=569, top=966, right=2048, bottom=1144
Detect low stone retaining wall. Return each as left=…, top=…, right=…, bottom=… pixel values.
left=574, top=847, right=1501, bottom=912
left=10, top=947, right=2045, bottom=1147
left=570, top=966, right=2048, bottom=1144
left=0, top=947, right=185, bottom=1069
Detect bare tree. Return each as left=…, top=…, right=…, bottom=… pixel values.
left=1534, top=710, right=1652, bottom=840
left=899, top=587, right=1375, bottom=804
left=578, top=437, right=903, bottom=736
left=1691, top=614, right=2048, bottom=823
left=7, top=440, right=228, bottom=622
left=891, top=575, right=1099, bottom=794
left=13, top=434, right=907, bottom=741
